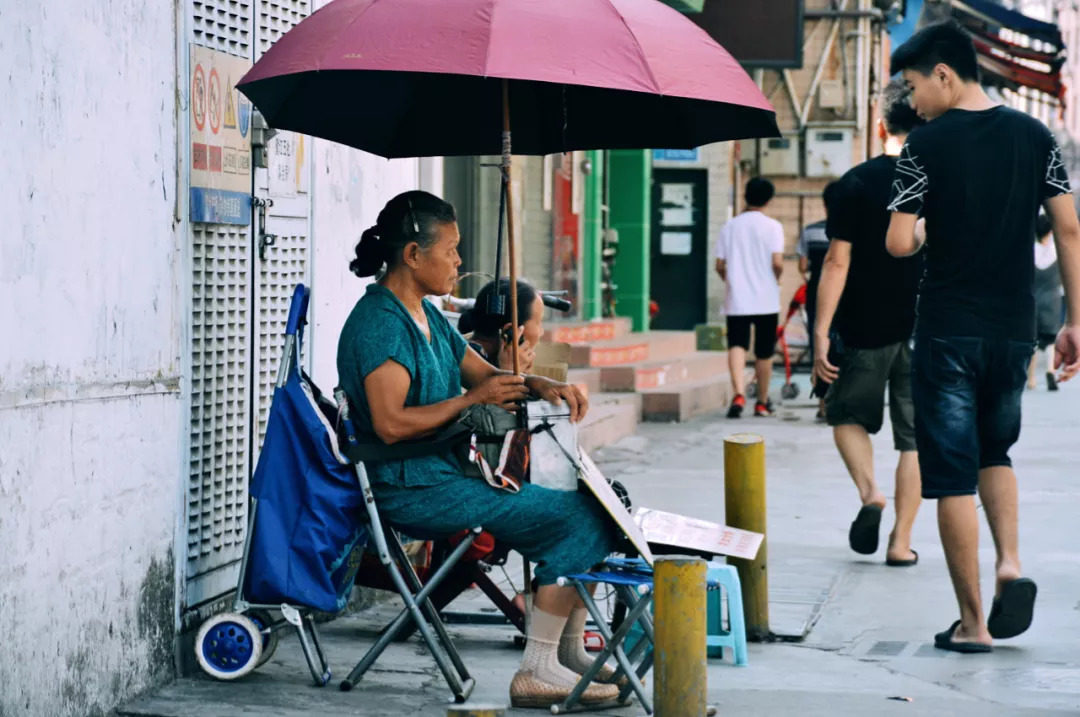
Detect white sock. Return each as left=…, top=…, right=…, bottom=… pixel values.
left=558, top=607, right=605, bottom=676
left=519, top=608, right=581, bottom=686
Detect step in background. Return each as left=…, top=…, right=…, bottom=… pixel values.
left=570, top=331, right=697, bottom=369
left=600, top=351, right=728, bottom=392
left=567, top=368, right=602, bottom=398
left=640, top=375, right=737, bottom=423
left=544, top=317, right=632, bottom=345
left=579, top=393, right=641, bottom=453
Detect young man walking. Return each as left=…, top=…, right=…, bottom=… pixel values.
left=886, top=22, right=1080, bottom=652
left=715, top=178, right=785, bottom=418
left=814, top=79, right=925, bottom=566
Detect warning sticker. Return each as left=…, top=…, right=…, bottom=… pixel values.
left=191, top=64, right=206, bottom=132
left=208, top=68, right=222, bottom=135
left=223, top=76, right=237, bottom=130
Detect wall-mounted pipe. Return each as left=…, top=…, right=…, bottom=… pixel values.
left=799, top=13, right=844, bottom=127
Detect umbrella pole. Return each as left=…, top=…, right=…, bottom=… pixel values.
left=501, top=78, right=532, bottom=631
left=502, top=78, right=520, bottom=376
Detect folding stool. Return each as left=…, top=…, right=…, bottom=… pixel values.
left=552, top=558, right=657, bottom=714
left=554, top=558, right=726, bottom=715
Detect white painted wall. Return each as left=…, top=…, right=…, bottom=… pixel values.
left=309, top=142, right=439, bottom=391
left=0, top=1, right=184, bottom=715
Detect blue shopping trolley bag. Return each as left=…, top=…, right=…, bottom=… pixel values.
left=242, top=285, right=367, bottom=613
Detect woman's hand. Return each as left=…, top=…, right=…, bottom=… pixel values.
left=526, top=376, right=588, bottom=423
left=497, top=327, right=536, bottom=373
left=465, top=374, right=530, bottom=411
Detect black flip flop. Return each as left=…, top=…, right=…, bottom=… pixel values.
left=848, top=504, right=883, bottom=555
left=885, top=549, right=918, bottom=567
left=934, top=620, right=993, bottom=654
left=987, top=577, right=1038, bottom=639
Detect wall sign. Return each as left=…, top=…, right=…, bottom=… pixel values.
left=190, top=45, right=252, bottom=225
left=653, top=149, right=700, bottom=162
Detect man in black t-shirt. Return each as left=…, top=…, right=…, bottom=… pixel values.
left=813, top=79, right=925, bottom=567
left=887, top=22, right=1080, bottom=653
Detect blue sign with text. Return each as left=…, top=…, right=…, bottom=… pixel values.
left=653, top=149, right=700, bottom=162
left=190, top=187, right=252, bottom=225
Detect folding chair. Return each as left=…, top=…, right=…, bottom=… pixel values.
left=335, top=400, right=479, bottom=703
left=354, top=536, right=527, bottom=639
left=417, top=539, right=527, bottom=634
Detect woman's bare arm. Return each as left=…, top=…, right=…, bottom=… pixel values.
left=364, top=361, right=471, bottom=444
left=364, top=358, right=528, bottom=444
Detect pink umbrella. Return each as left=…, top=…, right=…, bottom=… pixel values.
left=238, top=0, right=778, bottom=372
left=239, top=0, right=776, bottom=158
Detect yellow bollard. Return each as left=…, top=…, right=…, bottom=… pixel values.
left=447, top=705, right=505, bottom=717
left=724, top=433, right=769, bottom=641
left=653, top=556, right=708, bottom=717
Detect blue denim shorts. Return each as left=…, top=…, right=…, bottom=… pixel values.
left=911, top=336, right=1034, bottom=498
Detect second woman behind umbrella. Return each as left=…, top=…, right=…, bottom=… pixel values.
left=336, top=190, right=621, bottom=708
left=459, top=278, right=544, bottom=373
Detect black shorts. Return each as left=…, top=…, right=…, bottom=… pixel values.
left=1036, top=333, right=1057, bottom=350
left=825, top=341, right=916, bottom=451
left=912, top=336, right=1033, bottom=499
left=727, top=313, right=779, bottom=359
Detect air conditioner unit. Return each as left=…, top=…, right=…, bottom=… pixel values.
left=759, top=134, right=800, bottom=176
left=805, top=127, right=854, bottom=178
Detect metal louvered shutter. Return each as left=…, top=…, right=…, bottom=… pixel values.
left=185, top=0, right=257, bottom=608
left=256, top=0, right=311, bottom=58
left=193, top=0, right=252, bottom=56
left=184, top=0, right=313, bottom=610
left=251, top=0, right=313, bottom=458
left=254, top=231, right=309, bottom=446
left=187, top=225, right=252, bottom=604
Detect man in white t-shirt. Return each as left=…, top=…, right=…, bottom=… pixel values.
left=715, top=178, right=785, bottom=418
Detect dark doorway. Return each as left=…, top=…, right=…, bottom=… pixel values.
left=650, top=168, right=708, bottom=331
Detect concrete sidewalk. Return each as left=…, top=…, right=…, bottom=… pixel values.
left=121, top=378, right=1080, bottom=716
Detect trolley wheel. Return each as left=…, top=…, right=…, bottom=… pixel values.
left=781, top=382, right=800, bottom=400
left=194, top=613, right=263, bottom=681
left=247, top=610, right=280, bottom=667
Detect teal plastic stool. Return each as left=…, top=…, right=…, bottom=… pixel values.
left=706, top=563, right=748, bottom=666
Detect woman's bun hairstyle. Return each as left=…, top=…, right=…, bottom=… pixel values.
left=348, top=191, right=457, bottom=279
left=349, top=226, right=387, bottom=277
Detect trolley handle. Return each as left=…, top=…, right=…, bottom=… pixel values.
left=286, top=284, right=310, bottom=337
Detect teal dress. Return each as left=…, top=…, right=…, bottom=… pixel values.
left=337, top=284, right=617, bottom=584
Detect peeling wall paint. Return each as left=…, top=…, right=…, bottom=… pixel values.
left=0, top=0, right=183, bottom=715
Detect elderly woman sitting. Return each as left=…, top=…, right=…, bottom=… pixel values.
left=336, top=190, right=620, bottom=709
